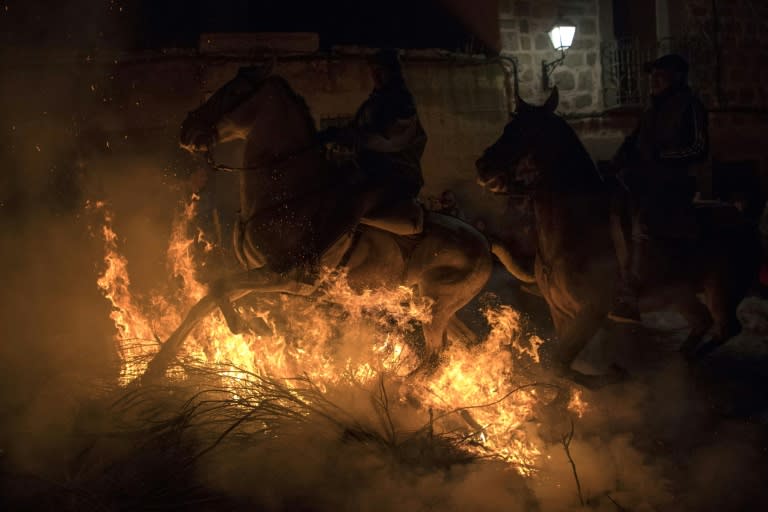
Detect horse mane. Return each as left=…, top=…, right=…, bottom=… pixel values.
left=544, top=112, right=603, bottom=189
left=265, top=75, right=318, bottom=135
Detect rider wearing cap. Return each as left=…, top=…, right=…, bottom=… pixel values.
left=609, top=54, right=709, bottom=323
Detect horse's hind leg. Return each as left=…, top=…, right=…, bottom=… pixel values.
left=551, top=308, right=624, bottom=389
left=417, top=262, right=492, bottom=369
left=694, top=282, right=742, bottom=358
left=676, top=294, right=713, bottom=358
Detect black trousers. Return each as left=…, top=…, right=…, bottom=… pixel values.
left=609, top=170, right=696, bottom=290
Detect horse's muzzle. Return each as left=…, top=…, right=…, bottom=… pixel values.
left=180, top=115, right=216, bottom=153
left=476, top=159, right=509, bottom=194
left=477, top=174, right=509, bottom=194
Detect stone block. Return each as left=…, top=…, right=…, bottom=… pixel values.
left=579, top=19, right=597, bottom=36
left=572, top=38, right=597, bottom=50
left=519, top=84, right=536, bottom=100
left=519, top=19, right=529, bottom=33
left=578, top=70, right=593, bottom=90
left=564, top=52, right=584, bottom=67
left=573, top=94, right=593, bottom=109
left=586, top=52, right=597, bottom=66
left=520, top=36, right=531, bottom=50
left=516, top=54, right=532, bottom=67
left=514, top=1, right=531, bottom=16
left=553, top=70, right=576, bottom=90
left=535, top=34, right=551, bottom=50
left=560, top=5, right=586, bottom=17
left=521, top=68, right=534, bottom=82
left=199, top=32, right=319, bottom=55
left=502, top=31, right=520, bottom=51
left=532, top=4, right=557, bottom=18
left=499, top=0, right=515, bottom=16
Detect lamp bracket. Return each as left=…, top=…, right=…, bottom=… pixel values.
left=541, top=50, right=566, bottom=90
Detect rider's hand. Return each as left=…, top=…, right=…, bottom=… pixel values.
left=180, top=130, right=215, bottom=154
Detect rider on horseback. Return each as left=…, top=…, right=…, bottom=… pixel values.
left=317, top=48, right=428, bottom=237
left=608, top=54, right=709, bottom=323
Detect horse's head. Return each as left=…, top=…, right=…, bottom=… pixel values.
left=476, top=88, right=559, bottom=195
left=180, top=64, right=277, bottom=154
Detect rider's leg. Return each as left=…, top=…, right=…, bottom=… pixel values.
left=358, top=180, right=424, bottom=236
left=609, top=185, right=632, bottom=283
left=360, top=198, right=424, bottom=235
left=608, top=186, right=643, bottom=323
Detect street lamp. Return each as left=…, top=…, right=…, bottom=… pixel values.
left=541, top=23, right=577, bottom=90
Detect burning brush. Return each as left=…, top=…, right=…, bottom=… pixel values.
left=89, top=196, right=586, bottom=478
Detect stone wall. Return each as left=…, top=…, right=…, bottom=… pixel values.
left=675, top=0, right=768, bottom=110
left=1, top=49, right=513, bottom=231
left=199, top=52, right=512, bottom=226
left=670, top=0, right=768, bottom=201
left=498, top=0, right=602, bottom=112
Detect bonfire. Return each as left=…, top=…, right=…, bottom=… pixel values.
left=90, top=195, right=585, bottom=474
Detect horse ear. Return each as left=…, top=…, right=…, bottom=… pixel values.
left=543, top=86, right=559, bottom=113
left=515, top=92, right=534, bottom=114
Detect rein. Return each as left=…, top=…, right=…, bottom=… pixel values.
left=204, top=141, right=321, bottom=173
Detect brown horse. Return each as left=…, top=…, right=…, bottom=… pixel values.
left=476, top=88, right=759, bottom=387
left=140, top=68, right=532, bottom=382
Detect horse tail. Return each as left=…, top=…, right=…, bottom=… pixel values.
left=490, top=240, right=536, bottom=283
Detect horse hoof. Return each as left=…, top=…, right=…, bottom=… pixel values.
left=248, top=317, right=273, bottom=337
left=221, top=311, right=250, bottom=335
left=687, top=338, right=726, bottom=361
left=567, top=367, right=627, bottom=390
left=406, top=352, right=441, bottom=379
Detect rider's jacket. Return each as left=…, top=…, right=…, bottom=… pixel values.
left=614, top=85, right=708, bottom=191
left=352, top=80, right=427, bottom=196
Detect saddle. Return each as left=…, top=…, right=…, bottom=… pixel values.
left=232, top=160, right=425, bottom=275
left=360, top=199, right=424, bottom=236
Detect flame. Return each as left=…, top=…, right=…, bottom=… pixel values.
left=410, top=308, right=543, bottom=474
left=92, top=196, right=586, bottom=475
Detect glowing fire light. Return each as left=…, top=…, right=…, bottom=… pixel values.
left=92, top=196, right=586, bottom=475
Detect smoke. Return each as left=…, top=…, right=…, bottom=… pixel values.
left=2, top=4, right=768, bottom=511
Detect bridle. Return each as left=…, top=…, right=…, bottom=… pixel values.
left=189, top=72, right=322, bottom=173
left=483, top=115, right=550, bottom=191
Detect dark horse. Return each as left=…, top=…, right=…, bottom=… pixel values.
left=476, top=88, right=758, bottom=387
left=140, top=68, right=533, bottom=382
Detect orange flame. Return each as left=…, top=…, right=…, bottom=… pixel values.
left=92, top=196, right=585, bottom=474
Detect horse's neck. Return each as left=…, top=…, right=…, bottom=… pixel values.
left=228, top=79, right=323, bottom=214
left=239, top=149, right=326, bottom=217
left=532, top=155, right=609, bottom=256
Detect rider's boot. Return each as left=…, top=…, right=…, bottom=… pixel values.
left=608, top=281, right=641, bottom=324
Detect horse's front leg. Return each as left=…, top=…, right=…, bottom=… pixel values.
left=214, top=266, right=320, bottom=333
left=211, top=281, right=255, bottom=335
left=139, top=268, right=317, bottom=384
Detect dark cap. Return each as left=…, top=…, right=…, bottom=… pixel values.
left=369, top=48, right=402, bottom=70
left=644, top=54, right=689, bottom=74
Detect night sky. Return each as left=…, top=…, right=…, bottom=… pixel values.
left=0, top=0, right=475, bottom=51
